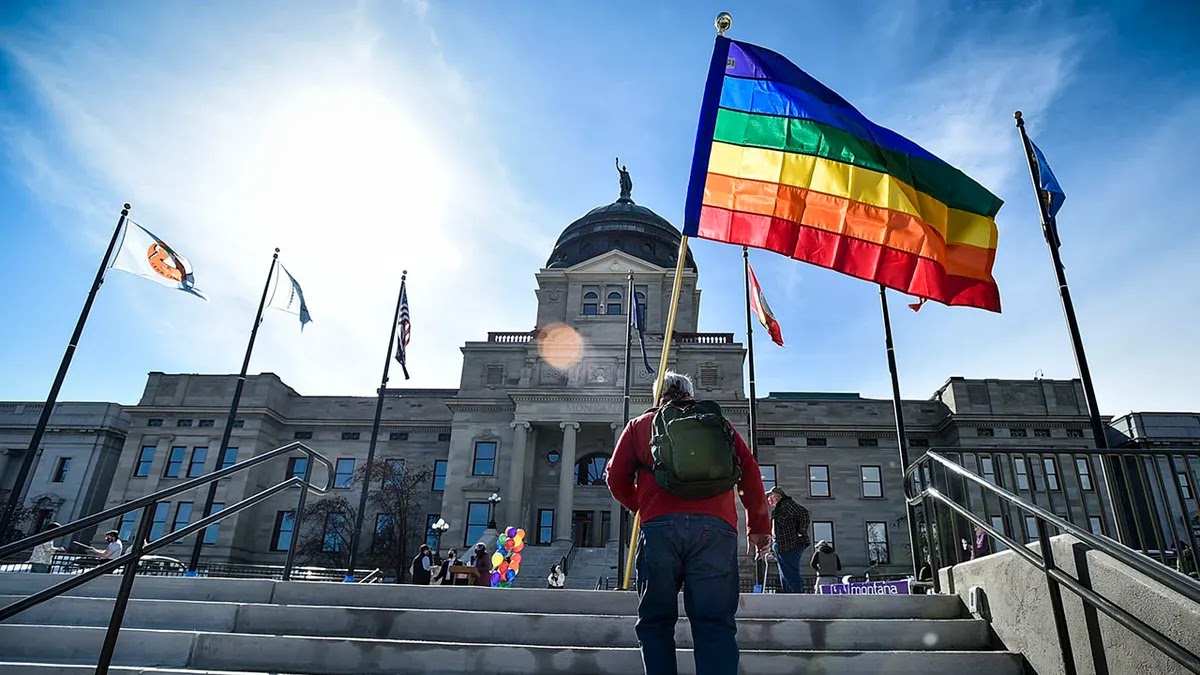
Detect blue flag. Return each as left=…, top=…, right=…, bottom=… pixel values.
left=1030, top=140, right=1065, bottom=218
left=631, top=303, right=654, bottom=375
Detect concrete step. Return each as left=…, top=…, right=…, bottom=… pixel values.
left=0, top=667, right=289, bottom=675
left=0, top=576, right=970, bottom=619
left=0, top=626, right=1026, bottom=675
left=2, top=596, right=992, bottom=650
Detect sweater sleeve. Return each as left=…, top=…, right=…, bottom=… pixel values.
left=606, top=419, right=640, bottom=513
left=731, top=427, right=771, bottom=536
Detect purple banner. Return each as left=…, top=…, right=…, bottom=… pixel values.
left=819, top=579, right=910, bottom=595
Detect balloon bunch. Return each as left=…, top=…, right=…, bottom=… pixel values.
left=489, top=526, right=526, bottom=588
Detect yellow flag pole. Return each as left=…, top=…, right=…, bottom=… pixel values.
left=621, top=234, right=691, bottom=590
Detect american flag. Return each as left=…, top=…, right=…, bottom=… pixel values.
left=395, top=277, right=411, bottom=380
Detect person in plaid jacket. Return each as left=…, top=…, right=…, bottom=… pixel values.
left=766, top=486, right=811, bottom=593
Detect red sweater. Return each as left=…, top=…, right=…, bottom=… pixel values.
left=606, top=409, right=771, bottom=536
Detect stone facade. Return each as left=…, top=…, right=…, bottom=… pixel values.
left=0, top=402, right=129, bottom=543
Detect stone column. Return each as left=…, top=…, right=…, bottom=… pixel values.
left=506, top=421, right=530, bottom=528
left=609, top=422, right=623, bottom=546
left=554, top=422, right=579, bottom=542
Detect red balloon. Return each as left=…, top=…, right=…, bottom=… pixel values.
left=504, top=538, right=515, bottom=551
left=513, top=541, right=525, bottom=553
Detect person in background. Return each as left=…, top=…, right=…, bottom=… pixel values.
left=547, top=563, right=566, bottom=589
left=470, top=542, right=490, bottom=587
left=432, top=548, right=458, bottom=585
left=970, top=525, right=991, bottom=560
left=1177, top=541, right=1197, bottom=579
left=810, top=540, right=841, bottom=593
left=410, top=544, right=434, bottom=585
left=80, top=530, right=123, bottom=560
left=766, top=486, right=811, bottom=593
left=27, top=522, right=65, bottom=573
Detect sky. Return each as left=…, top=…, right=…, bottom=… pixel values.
left=1, top=1, right=1197, bottom=416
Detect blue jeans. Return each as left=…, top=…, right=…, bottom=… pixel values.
left=635, top=513, right=739, bottom=675
left=773, top=542, right=807, bottom=593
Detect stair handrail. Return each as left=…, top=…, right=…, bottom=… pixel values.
left=358, top=568, right=383, bottom=584
left=0, top=440, right=333, bottom=673
left=907, top=450, right=1200, bottom=674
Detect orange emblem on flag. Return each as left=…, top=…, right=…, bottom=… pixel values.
left=146, top=243, right=184, bottom=282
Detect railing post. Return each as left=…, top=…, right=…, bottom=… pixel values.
left=96, top=503, right=155, bottom=675
left=283, top=458, right=313, bottom=582
left=1036, top=518, right=1078, bottom=675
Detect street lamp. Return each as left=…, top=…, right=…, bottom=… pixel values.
left=430, top=518, right=450, bottom=554
left=487, top=493, right=502, bottom=529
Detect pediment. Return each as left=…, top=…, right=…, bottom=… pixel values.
left=566, top=250, right=666, bottom=275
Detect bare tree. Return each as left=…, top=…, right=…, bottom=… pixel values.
left=295, top=496, right=357, bottom=569
left=0, top=491, right=37, bottom=545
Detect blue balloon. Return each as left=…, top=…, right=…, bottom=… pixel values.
left=505, top=569, right=516, bottom=582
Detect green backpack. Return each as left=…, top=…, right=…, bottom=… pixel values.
left=650, top=399, right=741, bottom=499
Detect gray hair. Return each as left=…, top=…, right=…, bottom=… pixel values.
left=655, top=371, right=694, bottom=404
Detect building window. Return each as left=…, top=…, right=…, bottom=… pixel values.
left=473, top=441, right=497, bottom=476
left=149, top=502, right=170, bottom=541
left=187, top=447, right=208, bottom=478
left=1010, top=428, right=1028, bottom=438
left=990, top=515, right=1008, bottom=552
left=334, top=459, right=356, bottom=489
left=323, top=512, right=348, bottom=552
left=383, top=459, right=404, bottom=488
left=203, top=503, right=224, bottom=545
left=813, top=521, right=834, bottom=548
left=757, top=437, right=776, bottom=446
left=1179, top=472, right=1194, bottom=500
left=1014, top=457, right=1030, bottom=491
left=485, top=365, right=504, bottom=386
left=163, top=447, right=187, bottom=478
left=807, top=437, right=827, bottom=447
left=270, top=511, right=295, bottom=551
left=1042, top=457, right=1061, bottom=491
left=546, top=450, right=561, bottom=464
left=372, top=514, right=395, bottom=554
left=294, top=431, right=313, bottom=440
left=908, top=437, right=930, bottom=448
left=341, top=432, right=360, bottom=441
left=858, top=437, right=878, bottom=447
left=147, top=418, right=163, bottom=428
left=432, top=460, right=447, bottom=491
left=760, top=465, right=777, bottom=492
left=1034, top=428, right=1052, bottom=438
left=171, top=502, right=192, bottom=533
left=635, top=291, right=647, bottom=317
left=176, top=419, right=193, bottom=428
left=218, top=447, right=238, bottom=471
left=809, top=465, right=830, bottom=498
left=1089, top=516, right=1104, bottom=536
left=537, top=509, right=554, bottom=545
left=117, top=513, right=137, bottom=542
left=860, top=466, right=883, bottom=498
left=199, top=419, right=215, bottom=428
left=390, top=431, right=409, bottom=441
left=605, top=291, right=623, bottom=315
left=1075, top=458, right=1094, bottom=491
left=575, top=455, right=608, bottom=486
left=465, top=502, right=490, bottom=546
left=582, top=292, right=599, bottom=315
left=134, top=446, right=155, bottom=477
left=866, top=522, right=890, bottom=564
left=980, top=456, right=997, bottom=484
left=232, top=420, right=245, bottom=429
left=699, top=364, right=719, bottom=388
left=51, top=457, right=71, bottom=483
left=1024, top=515, right=1039, bottom=543
left=1066, top=429, right=1084, bottom=439
left=287, top=457, right=309, bottom=481
left=977, top=428, right=994, bottom=437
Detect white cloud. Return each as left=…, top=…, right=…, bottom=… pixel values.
left=2, top=4, right=553, bottom=397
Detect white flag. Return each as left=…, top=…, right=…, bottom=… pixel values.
left=267, top=263, right=312, bottom=329
left=110, top=221, right=207, bottom=301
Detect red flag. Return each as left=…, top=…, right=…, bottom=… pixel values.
left=747, top=263, right=784, bottom=347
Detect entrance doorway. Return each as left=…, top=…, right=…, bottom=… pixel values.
left=572, top=510, right=593, bottom=547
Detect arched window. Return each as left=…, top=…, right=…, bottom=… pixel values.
left=606, top=291, right=622, bottom=315
left=582, top=292, right=598, bottom=315
left=575, top=454, right=609, bottom=486
left=635, top=291, right=647, bottom=320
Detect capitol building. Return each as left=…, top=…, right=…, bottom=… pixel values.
left=3, top=177, right=1196, bottom=586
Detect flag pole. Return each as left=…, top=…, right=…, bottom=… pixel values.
left=345, top=271, right=407, bottom=581
left=742, top=247, right=760, bottom=460
left=879, top=285, right=921, bottom=579
left=0, top=204, right=131, bottom=542
left=617, top=270, right=635, bottom=587
left=1014, top=111, right=1127, bottom=544
left=187, top=247, right=279, bottom=573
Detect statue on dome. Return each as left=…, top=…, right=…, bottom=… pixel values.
left=616, top=157, right=633, bottom=201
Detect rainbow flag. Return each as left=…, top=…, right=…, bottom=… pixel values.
left=682, top=38, right=1003, bottom=312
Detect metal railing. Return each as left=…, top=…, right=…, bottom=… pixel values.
left=907, top=450, right=1200, bottom=675
left=0, top=441, right=332, bottom=675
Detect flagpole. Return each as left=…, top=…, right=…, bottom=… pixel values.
left=617, top=270, right=635, bottom=587
left=1014, top=111, right=1127, bottom=544
left=879, top=286, right=920, bottom=578
left=187, top=248, right=279, bottom=573
left=0, top=204, right=130, bottom=543
left=345, top=271, right=407, bottom=581
left=742, top=247, right=760, bottom=460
